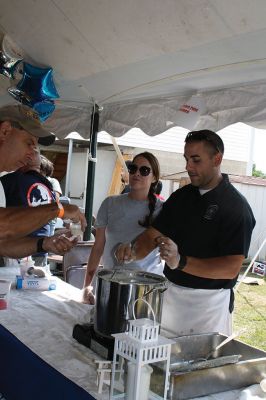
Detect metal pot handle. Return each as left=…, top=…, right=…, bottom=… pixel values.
left=159, top=279, right=171, bottom=293
left=142, top=280, right=170, bottom=297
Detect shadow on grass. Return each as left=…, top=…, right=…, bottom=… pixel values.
left=237, top=291, right=266, bottom=322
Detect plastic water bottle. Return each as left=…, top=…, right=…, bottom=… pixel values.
left=19, top=257, right=36, bottom=276
left=70, top=222, right=83, bottom=240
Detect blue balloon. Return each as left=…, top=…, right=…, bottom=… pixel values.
left=16, top=62, right=59, bottom=102
left=33, top=101, right=55, bottom=122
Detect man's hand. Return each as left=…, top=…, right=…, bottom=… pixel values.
left=155, top=236, right=180, bottom=269
left=42, top=233, right=79, bottom=255
left=114, top=227, right=164, bottom=265
left=114, top=243, right=135, bottom=265
left=82, top=286, right=95, bottom=304
left=63, top=205, right=87, bottom=231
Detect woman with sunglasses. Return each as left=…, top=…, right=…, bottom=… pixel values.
left=82, top=151, right=164, bottom=304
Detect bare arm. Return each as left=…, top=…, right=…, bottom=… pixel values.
left=116, top=227, right=244, bottom=280
left=0, top=204, right=87, bottom=240
left=155, top=236, right=244, bottom=279
left=133, top=227, right=161, bottom=257
left=83, top=227, right=106, bottom=287
left=0, top=237, right=39, bottom=258
left=183, top=255, right=244, bottom=279
left=115, top=227, right=161, bottom=262
left=0, top=233, right=78, bottom=258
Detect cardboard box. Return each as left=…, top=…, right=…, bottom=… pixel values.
left=0, top=279, right=11, bottom=310
left=16, top=275, right=57, bottom=291
left=252, top=261, right=266, bottom=277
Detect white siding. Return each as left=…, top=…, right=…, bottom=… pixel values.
left=218, top=123, right=250, bottom=162
left=232, top=183, right=266, bottom=261
left=98, top=122, right=251, bottom=164
left=98, top=127, right=187, bottom=153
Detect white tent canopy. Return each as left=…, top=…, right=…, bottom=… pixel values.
left=1, top=0, right=266, bottom=137
left=100, top=82, right=266, bottom=136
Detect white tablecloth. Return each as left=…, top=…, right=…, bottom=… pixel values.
left=0, top=266, right=105, bottom=399
left=0, top=266, right=265, bottom=400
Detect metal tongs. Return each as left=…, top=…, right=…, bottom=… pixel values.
left=171, top=354, right=241, bottom=372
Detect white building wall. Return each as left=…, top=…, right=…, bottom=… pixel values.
left=66, top=149, right=117, bottom=214
left=98, top=122, right=252, bottom=167
left=218, top=123, right=251, bottom=163
left=92, top=149, right=117, bottom=214
left=232, top=183, right=266, bottom=261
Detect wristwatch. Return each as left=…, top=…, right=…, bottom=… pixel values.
left=36, top=237, right=45, bottom=253
left=177, top=255, right=187, bottom=270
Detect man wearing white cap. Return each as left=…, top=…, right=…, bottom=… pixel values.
left=0, top=104, right=87, bottom=258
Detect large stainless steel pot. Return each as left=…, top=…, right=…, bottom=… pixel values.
left=94, top=269, right=167, bottom=338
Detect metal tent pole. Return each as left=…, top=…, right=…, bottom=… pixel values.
left=235, top=236, right=266, bottom=291
left=64, top=138, right=73, bottom=197
left=83, top=104, right=99, bottom=241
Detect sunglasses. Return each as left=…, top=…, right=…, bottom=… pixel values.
left=127, top=163, right=152, bottom=177
left=185, top=131, right=224, bottom=154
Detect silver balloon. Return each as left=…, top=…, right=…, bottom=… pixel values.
left=8, top=87, right=32, bottom=106
left=0, top=50, right=23, bottom=79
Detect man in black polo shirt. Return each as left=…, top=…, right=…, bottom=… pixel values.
left=116, top=130, right=255, bottom=336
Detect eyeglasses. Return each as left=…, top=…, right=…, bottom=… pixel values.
left=185, top=131, right=224, bottom=154
left=127, top=163, right=152, bottom=176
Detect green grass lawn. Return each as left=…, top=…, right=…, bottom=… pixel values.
left=233, top=275, right=266, bottom=351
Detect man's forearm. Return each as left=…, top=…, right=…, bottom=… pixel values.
left=115, top=227, right=161, bottom=264
left=0, top=237, right=39, bottom=258
left=0, top=204, right=59, bottom=240
left=183, top=255, right=244, bottom=279
left=132, top=227, right=160, bottom=259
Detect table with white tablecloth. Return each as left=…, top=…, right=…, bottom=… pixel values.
left=0, top=266, right=265, bottom=400
left=0, top=266, right=103, bottom=400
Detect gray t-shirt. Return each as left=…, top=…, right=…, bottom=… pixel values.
left=95, top=193, right=164, bottom=275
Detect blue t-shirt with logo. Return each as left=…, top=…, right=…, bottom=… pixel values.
left=0, top=170, right=56, bottom=241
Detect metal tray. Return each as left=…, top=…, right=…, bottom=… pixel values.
left=151, top=332, right=266, bottom=399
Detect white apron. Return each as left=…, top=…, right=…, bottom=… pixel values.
left=0, top=181, right=6, bottom=207
left=161, top=282, right=232, bottom=336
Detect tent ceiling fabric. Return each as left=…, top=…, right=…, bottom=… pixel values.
left=43, top=100, right=94, bottom=139
left=1, top=0, right=266, bottom=137
left=100, top=81, right=266, bottom=137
